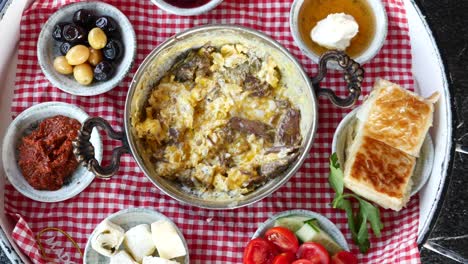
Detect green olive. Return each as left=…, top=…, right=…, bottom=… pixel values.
left=53, top=56, right=73, bottom=75
left=66, top=45, right=90, bottom=65
left=88, top=47, right=104, bottom=66
left=88, top=27, right=107, bottom=50
left=73, top=63, right=93, bottom=85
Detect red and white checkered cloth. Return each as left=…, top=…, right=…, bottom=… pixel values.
left=5, top=0, right=421, bottom=263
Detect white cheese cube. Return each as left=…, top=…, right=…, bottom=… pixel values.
left=142, top=256, right=180, bottom=264
left=124, top=224, right=156, bottom=263
left=91, top=219, right=125, bottom=257
left=110, top=250, right=138, bottom=264
left=151, top=220, right=187, bottom=260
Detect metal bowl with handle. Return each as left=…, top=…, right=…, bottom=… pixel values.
left=73, top=25, right=363, bottom=209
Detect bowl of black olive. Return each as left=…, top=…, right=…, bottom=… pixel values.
left=37, top=2, right=136, bottom=96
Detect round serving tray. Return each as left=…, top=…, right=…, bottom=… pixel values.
left=404, top=0, right=452, bottom=246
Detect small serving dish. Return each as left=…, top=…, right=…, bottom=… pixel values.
left=252, top=209, right=349, bottom=250
left=150, top=0, right=223, bottom=16
left=290, top=0, right=387, bottom=65
left=37, top=1, right=137, bottom=96
left=2, top=102, right=103, bottom=202
left=331, top=108, right=434, bottom=196
left=83, top=207, right=190, bottom=264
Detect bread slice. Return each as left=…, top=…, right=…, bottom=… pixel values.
left=356, top=79, right=438, bottom=157
left=344, top=134, right=416, bottom=211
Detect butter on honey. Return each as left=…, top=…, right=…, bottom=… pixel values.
left=311, top=13, right=359, bottom=51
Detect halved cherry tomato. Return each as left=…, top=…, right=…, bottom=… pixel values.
left=265, top=226, right=300, bottom=253
left=296, top=242, right=330, bottom=264
left=243, top=238, right=278, bottom=264
left=273, top=252, right=296, bottom=264
left=330, top=251, right=358, bottom=264
left=292, top=259, right=314, bottom=264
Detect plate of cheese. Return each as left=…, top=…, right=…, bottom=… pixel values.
left=83, top=207, right=189, bottom=264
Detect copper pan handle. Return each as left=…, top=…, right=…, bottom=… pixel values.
left=311, top=50, right=364, bottom=108
left=72, top=117, right=130, bottom=179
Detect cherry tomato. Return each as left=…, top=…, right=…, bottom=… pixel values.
left=296, top=242, right=330, bottom=264
left=243, top=238, right=278, bottom=264
left=330, top=251, right=358, bottom=264
left=265, top=226, right=300, bottom=253
left=273, top=252, right=296, bottom=264
left=292, top=259, right=315, bottom=264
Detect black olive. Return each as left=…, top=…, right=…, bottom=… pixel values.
left=73, top=9, right=96, bottom=29
left=95, top=16, right=119, bottom=35
left=63, top=24, right=87, bottom=43
left=52, top=23, right=70, bottom=41
left=94, top=61, right=114, bottom=81
left=102, top=39, right=123, bottom=61
left=59, top=42, right=75, bottom=55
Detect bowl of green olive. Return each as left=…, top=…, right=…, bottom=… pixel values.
left=37, top=2, right=137, bottom=96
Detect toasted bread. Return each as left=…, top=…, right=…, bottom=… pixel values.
left=356, top=79, right=439, bottom=157
left=344, top=135, right=416, bottom=211
left=343, top=79, right=438, bottom=211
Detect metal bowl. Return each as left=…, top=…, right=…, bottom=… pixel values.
left=2, top=102, right=103, bottom=202
left=150, top=0, right=224, bottom=16
left=83, top=207, right=189, bottom=264
left=73, top=25, right=364, bottom=209
left=289, top=0, right=387, bottom=66
left=37, top=2, right=137, bottom=96
left=252, top=209, right=349, bottom=251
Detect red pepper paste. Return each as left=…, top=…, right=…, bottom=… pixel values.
left=17, top=115, right=81, bottom=190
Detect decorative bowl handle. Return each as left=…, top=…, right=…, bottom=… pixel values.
left=72, top=117, right=129, bottom=179
left=311, top=50, right=364, bottom=108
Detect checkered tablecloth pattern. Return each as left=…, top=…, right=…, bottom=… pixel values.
left=4, top=0, right=421, bottom=263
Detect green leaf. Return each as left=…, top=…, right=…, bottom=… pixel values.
left=334, top=197, right=357, bottom=240
left=358, top=198, right=383, bottom=237
left=329, top=153, right=344, bottom=196
left=327, top=153, right=384, bottom=254
left=355, top=212, right=370, bottom=253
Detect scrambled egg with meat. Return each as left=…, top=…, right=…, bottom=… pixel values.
left=135, top=44, right=302, bottom=199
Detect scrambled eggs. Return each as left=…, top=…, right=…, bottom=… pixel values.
left=135, top=44, right=302, bottom=198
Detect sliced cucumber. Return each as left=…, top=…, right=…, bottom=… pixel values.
left=274, top=215, right=313, bottom=232
left=295, top=220, right=342, bottom=255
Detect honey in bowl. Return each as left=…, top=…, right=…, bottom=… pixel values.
left=298, top=0, right=376, bottom=58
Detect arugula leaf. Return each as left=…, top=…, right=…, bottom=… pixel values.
left=328, top=152, right=384, bottom=253
left=329, top=153, right=344, bottom=196
left=358, top=197, right=383, bottom=237
left=333, top=196, right=357, bottom=240
left=356, top=211, right=370, bottom=253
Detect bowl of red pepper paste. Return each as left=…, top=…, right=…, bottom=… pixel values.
left=2, top=102, right=103, bottom=202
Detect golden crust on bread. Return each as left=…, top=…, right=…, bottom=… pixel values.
left=360, top=79, right=438, bottom=157
left=344, top=135, right=416, bottom=211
